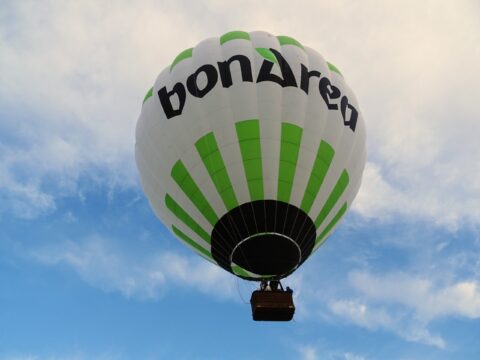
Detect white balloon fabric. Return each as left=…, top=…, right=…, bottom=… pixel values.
left=136, top=31, right=366, bottom=280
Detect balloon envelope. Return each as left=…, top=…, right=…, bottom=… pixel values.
left=135, top=31, right=366, bottom=280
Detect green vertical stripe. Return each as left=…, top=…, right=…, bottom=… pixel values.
left=277, top=123, right=303, bottom=203
left=165, top=194, right=211, bottom=244
left=170, top=48, right=193, bottom=70
left=171, top=160, right=219, bottom=226
left=300, top=141, right=335, bottom=213
left=277, top=35, right=304, bottom=49
left=172, top=225, right=213, bottom=260
left=316, top=202, right=347, bottom=246
left=232, top=264, right=250, bottom=277
left=220, top=31, right=250, bottom=44
left=195, top=132, right=238, bottom=211
left=327, top=62, right=343, bottom=76
left=314, top=170, right=349, bottom=229
left=256, top=48, right=278, bottom=64
left=235, top=119, right=264, bottom=201
left=143, top=87, right=153, bottom=104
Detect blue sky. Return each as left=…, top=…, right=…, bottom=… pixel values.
left=1, top=1, right=480, bottom=359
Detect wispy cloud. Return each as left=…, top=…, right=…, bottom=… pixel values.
left=349, top=271, right=480, bottom=321
left=329, top=299, right=396, bottom=331
left=343, top=354, right=365, bottom=360
left=30, top=235, right=237, bottom=301
left=327, top=269, right=480, bottom=349
left=328, top=298, right=445, bottom=349
left=298, top=345, right=318, bottom=360
left=1, top=0, right=199, bottom=218
left=296, top=345, right=367, bottom=360
left=0, top=171, right=56, bottom=219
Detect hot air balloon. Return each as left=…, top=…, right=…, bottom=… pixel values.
left=135, top=31, right=366, bottom=320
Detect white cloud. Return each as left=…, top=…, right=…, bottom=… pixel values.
left=0, top=0, right=202, bottom=217
left=345, top=3, right=480, bottom=229
left=344, top=353, right=365, bottom=360
left=327, top=269, right=480, bottom=349
left=329, top=299, right=395, bottom=330
left=329, top=298, right=445, bottom=349
left=0, top=176, right=56, bottom=219
left=397, top=325, right=445, bottom=350
left=351, top=162, right=404, bottom=221
left=298, top=345, right=318, bottom=360
left=349, top=271, right=480, bottom=321
left=296, top=346, right=367, bottom=360
left=30, top=235, right=237, bottom=301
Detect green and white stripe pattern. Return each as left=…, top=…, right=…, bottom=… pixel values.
left=136, top=31, right=366, bottom=278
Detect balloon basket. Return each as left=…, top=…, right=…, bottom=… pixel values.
left=250, top=281, right=295, bottom=321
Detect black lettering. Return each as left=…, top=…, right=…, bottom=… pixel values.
left=186, top=64, right=218, bottom=98
left=158, top=82, right=186, bottom=119
left=157, top=51, right=357, bottom=132
left=217, top=55, right=253, bottom=88
left=257, top=48, right=297, bottom=87
left=319, top=77, right=341, bottom=110
left=300, top=64, right=320, bottom=94
left=340, top=96, right=358, bottom=132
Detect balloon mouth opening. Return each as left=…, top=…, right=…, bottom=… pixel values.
left=231, top=232, right=301, bottom=277
left=211, top=200, right=316, bottom=280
